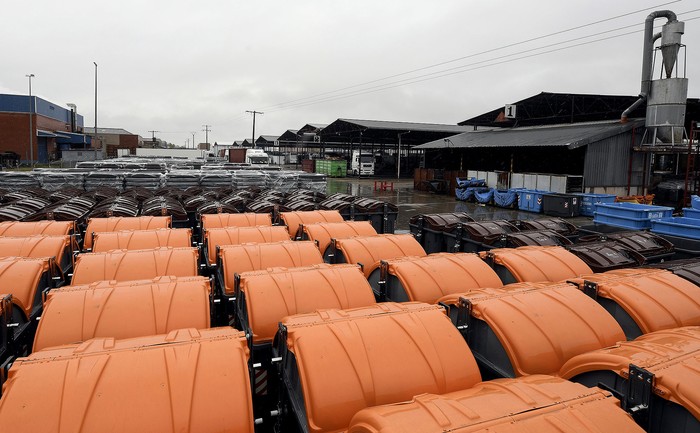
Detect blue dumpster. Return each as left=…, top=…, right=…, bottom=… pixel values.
left=574, top=193, right=617, bottom=217
left=517, top=189, right=547, bottom=213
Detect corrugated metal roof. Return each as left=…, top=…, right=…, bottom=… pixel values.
left=278, top=130, right=300, bottom=141
left=338, top=118, right=469, bottom=133
left=298, top=123, right=328, bottom=134
left=458, top=92, right=646, bottom=127
left=84, top=127, right=134, bottom=135
left=257, top=135, right=278, bottom=142
left=415, top=120, right=644, bottom=150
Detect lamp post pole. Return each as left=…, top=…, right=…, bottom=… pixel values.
left=94, top=62, right=100, bottom=157
left=26, top=74, right=35, bottom=166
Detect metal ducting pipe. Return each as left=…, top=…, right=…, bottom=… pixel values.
left=621, top=10, right=678, bottom=122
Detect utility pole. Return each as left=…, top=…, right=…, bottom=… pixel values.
left=246, top=110, right=263, bottom=147
left=202, top=125, right=211, bottom=147
left=191, top=132, right=196, bottom=149
left=186, top=138, right=190, bottom=148
left=26, top=74, right=35, bottom=166
left=148, top=130, right=160, bottom=147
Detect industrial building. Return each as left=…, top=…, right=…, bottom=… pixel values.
left=84, top=127, right=141, bottom=158
left=417, top=13, right=698, bottom=204
left=0, top=94, right=90, bottom=164
left=266, top=119, right=470, bottom=174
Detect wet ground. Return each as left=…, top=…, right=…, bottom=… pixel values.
left=327, top=177, right=594, bottom=231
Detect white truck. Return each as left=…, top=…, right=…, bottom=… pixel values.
left=351, top=150, right=375, bottom=176
left=245, top=148, right=270, bottom=165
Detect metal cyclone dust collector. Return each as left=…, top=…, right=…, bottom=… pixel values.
left=622, top=10, right=687, bottom=145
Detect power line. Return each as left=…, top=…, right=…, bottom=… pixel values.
left=265, top=12, right=699, bottom=113
left=259, top=0, right=682, bottom=111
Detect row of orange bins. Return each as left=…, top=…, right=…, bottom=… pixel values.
left=1, top=208, right=700, bottom=432
left=615, top=194, right=655, bottom=204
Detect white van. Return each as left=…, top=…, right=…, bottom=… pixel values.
left=351, top=151, right=375, bottom=176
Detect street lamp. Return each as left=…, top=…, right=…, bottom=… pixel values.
left=93, top=62, right=100, bottom=158
left=26, top=74, right=34, bottom=166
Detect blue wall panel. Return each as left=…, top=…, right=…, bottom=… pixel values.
left=0, top=94, right=84, bottom=127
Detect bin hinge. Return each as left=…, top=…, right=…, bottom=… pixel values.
left=378, top=261, right=389, bottom=302
left=583, top=280, right=598, bottom=300
left=453, top=223, right=464, bottom=253
left=625, top=364, right=654, bottom=427
left=415, top=216, right=424, bottom=240
left=455, top=297, right=472, bottom=333
left=328, top=239, right=337, bottom=263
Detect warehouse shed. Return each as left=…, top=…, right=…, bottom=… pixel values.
left=416, top=119, right=646, bottom=194
left=319, top=119, right=470, bottom=176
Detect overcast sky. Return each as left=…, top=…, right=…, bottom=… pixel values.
left=3, top=0, right=699, bottom=147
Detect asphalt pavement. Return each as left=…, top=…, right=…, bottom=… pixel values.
left=327, top=177, right=594, bottom=231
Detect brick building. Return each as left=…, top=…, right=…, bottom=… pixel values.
left=0, top=94, right=90, bottom=164
left=84, top=127, right=142, bottom=158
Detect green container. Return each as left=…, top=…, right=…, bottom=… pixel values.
left=315, top=159, right=346, bottom=177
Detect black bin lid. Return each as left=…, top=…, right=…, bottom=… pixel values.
left=409, top=213, right=475, bottom=231
left=517, top=217, right=578, bottom=236
left=567, top=241, right=645, bottom=272
left=507, top=230, right=572, bottom=247
left=462, top=220, right=519, bottom=242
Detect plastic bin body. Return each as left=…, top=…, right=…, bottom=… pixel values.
left=651, top=217, right=700, bottom=240
left=493, top=189, right=517, bottom=208
left=594, top=202, right=673, bottom=230
left=683, top=208, right=700, bottom=219
left=277, top=303, right=481, bottom=433
left=280, top=210, right=344, bottom=239
left=474, top=188, right=494, bottom=204
left=348, top=375, right=646, bottom=433
left=655, top=233, right=700, bottom=259
left=203, top=226, right=291, bottom=266
left=236, top=264, right=375, bottom=421
left=302, top=221, right=377, bottom=256
left=455, top=285, right=625, bottom=378
left=352, top=199, right=399, bottom=234
left=560, top=327, right=700, bottom=433
left=92, top=228, right=192, bottom=253
left=647, top=259, right=700, bottom=286
left=542, top=193, right=581, bottom=218
left=457, top=220, right=519, bottom=253
left=409, top=213, right=474, bottom=254
left=33, top=276, right=211, bottom=351
left=378, top=253, right=502, bottom=303
left=84, top=216, right=171, bottom=250
left=218, top=241, right=324, bottom=296
left=0, top=328, right=255, bottom=433
left=482, top=246, right=592, bottom=284
left=576, top=193, right=617, bottom=217
left=569, top=270, right=700, bottom=339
